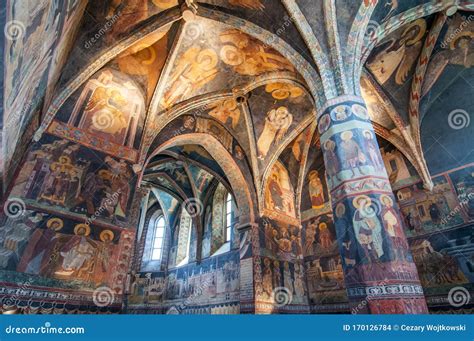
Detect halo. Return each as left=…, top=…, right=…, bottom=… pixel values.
left=335, top=203, right=346, bottom=217
left=450, top=32, right=474, bottom=50
left=341, top=131, right=353, bottom=141
left=46, top=218, right=64, bottom=231
left=323, top=139, right=334, bottom=150
left=401, top=19, right=426, bottom=46
left=380, top=194, right=393, bottom=206
left=352, top=195, right=372, bottom=209
left=100, top=229, right=115, bottom=242
left=319, top=222, right=327, bottom=229
left=351, top=104, right=368, bottom=119
left=74, top=224, right=91, bottom=236
left=98, top=170, right=112, bottom=180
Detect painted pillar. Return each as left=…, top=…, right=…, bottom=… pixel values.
left=235, top=222, right=258, bottom=314
left=317, top=96, right=428, bottom=314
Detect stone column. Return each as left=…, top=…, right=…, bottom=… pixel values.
left=317, top=96, right=428, bottom=314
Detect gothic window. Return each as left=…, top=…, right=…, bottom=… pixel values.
left=151, top=216, right=165, bottom=261
left=225, top=192, right=233, bottom=242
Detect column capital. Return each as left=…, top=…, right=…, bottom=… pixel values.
left=318, top=95, right=365, bottom=118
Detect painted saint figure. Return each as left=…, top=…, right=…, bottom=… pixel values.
left=308, top=170, right=325, bottom=209
left=268, top=173, right=284, bottom=211
left=257, top=106, right=293, bottom=159
left=352, top=196, right=384, bottom=262
left=380, top=195, right=407, bottom=261
left=322, top=140, right=341, bottom=187
left=55, top=224, right=96, bottom=277
left=283, top=262, right=294, bottom=294
left=262, top=258, right=273, bottom=298
left=363, top=130, right=384, bottom=171
left=318, top=222, right=333, bottom=250
left=17, top=218, right=64, bottom=276
left=304, top=220, right=317, bottom=256
left=340, top=131, right=366, bottom=176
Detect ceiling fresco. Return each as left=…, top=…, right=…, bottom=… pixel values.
left=2, top=0, right=474, bottom=315
left=366, top=16, right=433, bottom=122
left=197, top=0, right=317, bottom=68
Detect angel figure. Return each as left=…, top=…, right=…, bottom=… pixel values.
left=84, top=87, right=129, bottom=135
left=208, top=98, right=241, bottom=129
left=367, top=19, right=426, bottom=85
left=161, top=47, right=218, bottom=108
left=422, top=15, right=474, bottom=96
left=257, top=106, right=293, bottom=159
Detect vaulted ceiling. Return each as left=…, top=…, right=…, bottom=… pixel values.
left=2, top=0, right=473, bottom=207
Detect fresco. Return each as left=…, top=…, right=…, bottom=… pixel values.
left=278, top=126, right=313, bottom=193
left=264, top=161, right=296, bottom=221
left=366, top=17, right=430, bottom=120
left=371, top=0, right=433, bottom=24
left=408, top=225, right=474, bottom=309
left=0, top=210, right=133, bottom=294
left=300, top=149, right=348, bottom=312
left=259, top=218, right=301, bottom=261
left=379, top=138, right=420, bottom=189
left=202, top=204, right=213, bottom=259
left=256, top=256, right=308, bottom=312
left=301, top=143, right=330, bottom=219
left=159, top=17, right=295, bottom=110
left=396, top=176, right=465, bottom=237
left=421, top=12, right=474, bottom=100
left=2, top=0, right=87, bottom=187
left=198, top=0, right=315, bottom=66
left=249, top=83, right=313, bottom=170
left=10, top=135, right=138, bottom=228
left=211, top=183, right=227, bottom=254
left=129, top=251, right=240, bottom=314
left=55, top=0, right=179, bottom=91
